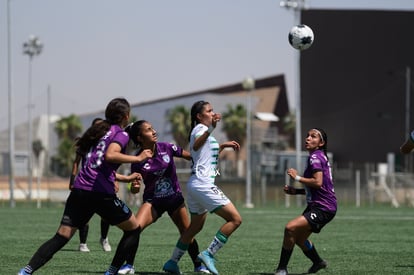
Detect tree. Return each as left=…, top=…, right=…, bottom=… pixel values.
left=52, top=114, right=83, bottom=177
left=166, top=105, right=190, bottom=149
left=221, top=103, right=247, bottom=162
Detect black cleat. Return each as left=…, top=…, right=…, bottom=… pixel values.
left=308, top=260, right=327, bottom=273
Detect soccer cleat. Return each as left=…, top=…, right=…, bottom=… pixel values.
left=162, top=259, right=181, bottom=274
left=17, top=269, right=31, bottom=275
left=195, top=265, right=211, bottom=273
left=308, top=260, right=328, bottom=273
left=79, top=243, right=90, bottom=252
left=274, top=269, right=288, bottom=275
left=197, top=250, right=218, bottom=275
left=118, top=264, right=135, bottom=274
left=100, top=237, right=112, bottom=252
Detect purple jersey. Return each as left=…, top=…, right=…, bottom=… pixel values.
left=303, top=149, right=337, bottom=213
left=130, top=142, right=183, bottom=202
left=73, top=124, right=130, bottom=194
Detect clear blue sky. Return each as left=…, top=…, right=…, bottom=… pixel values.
left=1, top=0, right=413, bottom=130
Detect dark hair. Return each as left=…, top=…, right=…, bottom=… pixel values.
left=313, top=127, right=328, bottom=158
left=91, top=117, right=103, bottom=126
left=75, top=98, right=129, bottom=154
left=75, top=120, right=110, bottom=155
left=105, top=97, right=130, bottom=125
left=125, top=120, right=148, bottom=147
left=188, top=100, right=209, bottom=141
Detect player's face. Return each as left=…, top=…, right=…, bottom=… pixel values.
left=139, top=122, right=157, bottom=145
left=304, top=129, right=324, bottom=152
left=197, top=103, right=215, bottom=126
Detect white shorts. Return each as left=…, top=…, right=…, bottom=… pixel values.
left=186, top=177, right=231, bottom=215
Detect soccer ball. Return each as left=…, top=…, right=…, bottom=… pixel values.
left=288, top=24, right=314, bottom=50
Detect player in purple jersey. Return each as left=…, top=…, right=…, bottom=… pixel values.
left=116, top=120, right=210, bottom=274
left=275, top=128, right=337, bottom=275
left=70, top=117, right=113, bottom=253
left=18, top=98, right=153, bottom=275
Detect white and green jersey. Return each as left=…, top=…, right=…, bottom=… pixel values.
left=190, top=123, right=220, bottom=182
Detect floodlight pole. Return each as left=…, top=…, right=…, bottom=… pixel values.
left=7, top=0, right=16, bottom=208
left=242, top=76, right=255, bottom=208
left=280, top=0, right=307, bottom=182
left=23, top=35, right=43, bottom=201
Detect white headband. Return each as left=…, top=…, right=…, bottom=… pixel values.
left=312, top=129, right=324, bottom=143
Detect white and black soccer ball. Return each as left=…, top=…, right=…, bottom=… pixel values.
left=288, top=24, right=314, bottom=50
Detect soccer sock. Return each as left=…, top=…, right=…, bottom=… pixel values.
left=207, top=230, right=228, bottom=256
left=109, top=227, right=141, bottom=269
left=276, top=247, right=293, bottom=270
left=27, top=233, right=69, bottom=272
left=101, top=219, right=110, bottom=239
left=188, top=239, right=201, bottom=268
left=171, top=240, right=189, bottom=262
left=303, top=240, right=323, bottom=263
left=79, top=224, right=89, bottom=244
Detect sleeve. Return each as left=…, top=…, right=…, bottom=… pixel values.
left=170, top=143, right=183, bottom=158
left=194, top=124, right=208, bottom=138
left=309, top=153, right=323, bottom=172
left=112, top=130, right=130, bottom=149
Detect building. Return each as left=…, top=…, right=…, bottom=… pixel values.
left=0, top=74, right=290, bottom=179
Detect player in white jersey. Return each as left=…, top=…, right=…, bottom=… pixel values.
left=163, top=100, right=242, bottom=275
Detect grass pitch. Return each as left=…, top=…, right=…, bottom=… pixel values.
left=1, top=202, right=413, bottom=274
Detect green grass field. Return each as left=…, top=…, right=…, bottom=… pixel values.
left=1, top=202, right=413, bottom=275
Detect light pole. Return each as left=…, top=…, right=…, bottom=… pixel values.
left=23, top=35, right=43, bottom=201
left=242, top=76, right=255, bottom=208
left=7, top=0, right=15, bottom=208
left=280, top=0, right=307, bottom=185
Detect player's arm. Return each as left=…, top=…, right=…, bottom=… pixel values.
left=284, top=185, right=306, bottom=195
left=69, top=153, right=82, bottom=190
left=105, top=142, right=152, bottom=163
left=287, top=168, right=323, bottom=189
left=181, top=149, right=191, bottom=161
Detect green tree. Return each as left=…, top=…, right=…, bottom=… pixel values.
left=282, top=111, right=296, bottom=149
left=167, top=105, right=190, bottom=149
left=221, top=103, right=247, bottom=161
left=52, top=114, right=83, bottom=177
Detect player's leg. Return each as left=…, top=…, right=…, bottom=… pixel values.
left=119, top=202, right=157, bottom=274
left=169, top=202, right=209, bottom=273
left=78, top=223, right=90, bottom=252
left=101, top=197, right=141, bottom=275
left=100, top=219, right=112, bottom=252
left=275, top=215, right=309, bottom=273
left=18, top=189, right=90, bottom=274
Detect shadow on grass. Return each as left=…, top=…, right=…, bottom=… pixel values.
left=249, top=273, right=304, bottom=275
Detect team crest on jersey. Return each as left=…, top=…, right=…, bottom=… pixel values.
left=172, top=144, right=178, bottom=151
left=143, top=163, right=151, bottom=170
left=163, top=155, right=170, bottom=163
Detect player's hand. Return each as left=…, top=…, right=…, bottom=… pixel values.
left=129, top=173, right=142, bottom=194
left=211, top=113, right=221, bottom=128
left=284, top=185, right=296, bottom=195
left=286, top=168, right=298, bottom=180
left=137, top=149, right=153, bottom=162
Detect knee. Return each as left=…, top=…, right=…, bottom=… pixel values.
left=234, top=216, right=242, bottom=228
left=284, top=222, right=296, bottom=236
